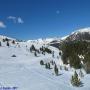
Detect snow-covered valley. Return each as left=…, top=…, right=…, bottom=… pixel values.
left=0, top=34, right=90, bottom=90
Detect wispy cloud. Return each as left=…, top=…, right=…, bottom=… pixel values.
left=17, top=17, right=24, bottom=24
left=7, top=16, right=24, bottom=24
left=0, top=16, right=23, bottom=29
left=0, top=21, right=6, bottom=28
left=7, top=16, right=16, bottom=23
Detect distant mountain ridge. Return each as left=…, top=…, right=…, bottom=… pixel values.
left=0, top=35, right=16, bottom=41
left=27, top=37, right=61, bottom=44
left=1, top=27, right=90, bottom=44
left=64, top=28, right=90, bottom=42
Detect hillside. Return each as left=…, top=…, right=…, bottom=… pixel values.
left=63, top=28, right=90, bottom=41
left=0, top=33, right=90, bottom=90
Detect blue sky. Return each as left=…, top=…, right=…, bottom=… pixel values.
left=0, top=0, right=90, bottom=40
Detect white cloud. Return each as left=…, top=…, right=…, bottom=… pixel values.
left=7, top=16, right=24, bottom=24
left=0, top=21, right=6, bottom=28
left=8, top=16, right=16, bottom=20
left=17, top=17, right=24, bottom=24
left=7, top=16, right=16, bottom=23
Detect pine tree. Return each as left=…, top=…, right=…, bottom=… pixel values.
left=5, top=38, right=9, bottom=42
left=43, top=51, right=45, bottom=55
left=2, top=39, right=5, bottom=42
left=54, top=64, right=59, bottom=76
left=71, top=71, right=81, bottom=87
left=0, top=41, right=1, bottom=46
left=48, top=63, right=50, bottom=69
left=7, top=41, right=9, bottom=47
left=45, top=63, right=48, bottom=69
left=50, top=60, right=54, bottom=65
left=52, top=51, right=54, bottom=58
left=12, top=40, right=15, bottom=44
left=59, top=52, right=61, bottom=56
left=40, top=60, right=44, bottom=65
left=45, top=63, right=50, bottom=69
left=34, top=51, right=37, bottom=57
left=30, top=45, right=36, bottom=52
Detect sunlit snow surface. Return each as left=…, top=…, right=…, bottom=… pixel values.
left=0, top=40, right=90, bottom=90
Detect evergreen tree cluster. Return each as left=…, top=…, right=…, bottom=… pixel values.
left=30, top=45, right=54, bottom=57
left=3, top=38, right=9, bottom=42
left=40, top=46, right=52, bottom=54
left=1, top=37, right=16, bottom=47
left=40, top=60, right=59, bottom=76
left=61, top=40, right=90, bottom=70
left=30, top=45, right=40, bottom=57
left=40, top=60, right=51, bottom=69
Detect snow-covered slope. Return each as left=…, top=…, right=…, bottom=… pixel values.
left=0, top=31, right=90, bottom=90
left=72, top=27, right=90, bottom=34
left=0, top=35, right=90, bottom=90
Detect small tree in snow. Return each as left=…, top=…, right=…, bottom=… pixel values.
left=52, top=51, right=54, bottom=58
left=0, top=42, right=1, bottom=46
left=48, top=63, right=50, bottom=69
left=50, top=60, right=54, bottom=65
left=2, top=39, right=5, bottom=42
left=7, top=41, right=9, bottom=47
left=34, top=51, right=37, bottom=57
left=45, top=63, right=48, bottom=69
left=45, top=63, right=51, bottom=69
left=54, top=64, right=59, bottom=76
left=59, top=52, right=61, bottom=56
left=40, top=60, right=44, bottom=65
left=71, top=71, right=81, bottom=87
left=30, top=45, right=36, bottom=52
left=12, top=40, right=15, bottom=44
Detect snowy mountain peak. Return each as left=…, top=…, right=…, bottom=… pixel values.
left=0, top=35, right=16, bottom=41
left=61, top=35, right=69, bottom=40
left=62, top=27, right=90, bottom=41
left=72, top=27, right=90, bottom=34
left=27, top=37, right=61, bottom=44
